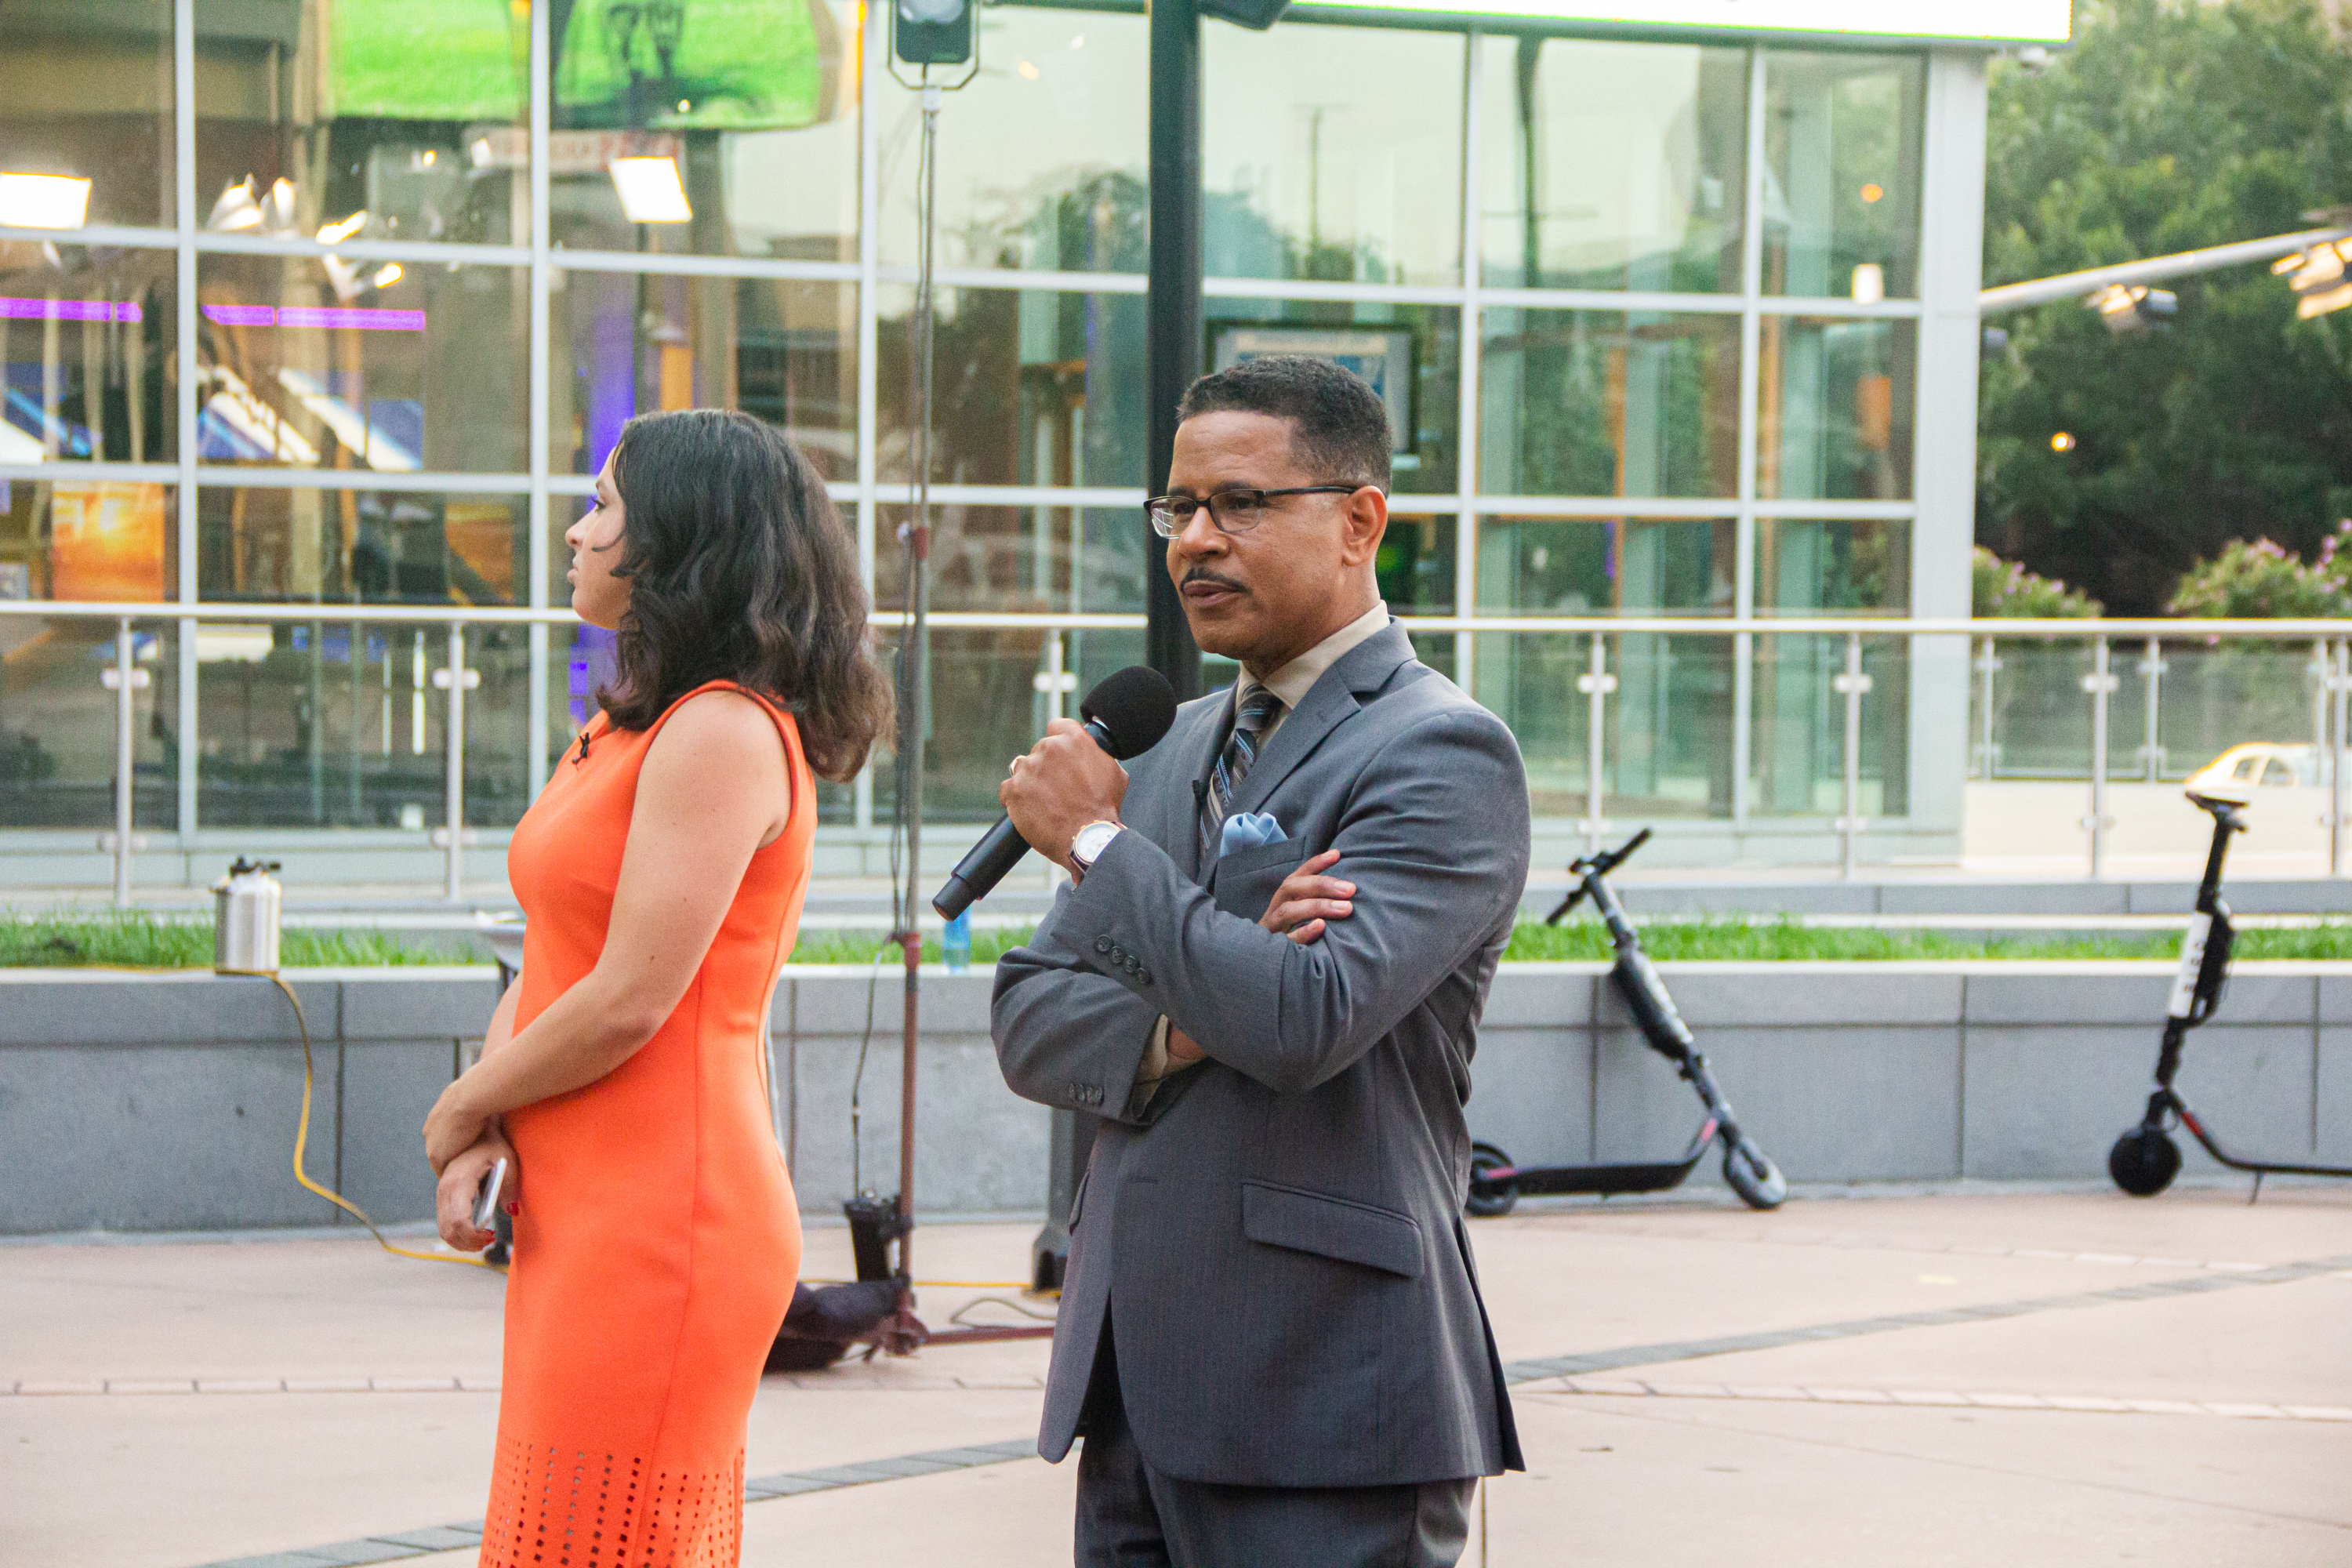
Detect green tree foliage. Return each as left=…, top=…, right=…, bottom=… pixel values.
left=1973, top=546, right=2103, bottom=616
left=1978, top=0, right=2352, bottom=615
left=2166, top=531, right=2352, bottom=614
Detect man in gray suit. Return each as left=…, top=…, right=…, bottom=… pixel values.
left=993, top=355, right=1530, bottom=1566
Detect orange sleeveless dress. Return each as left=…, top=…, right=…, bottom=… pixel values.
left=481, top=681, right=811, bottom=1568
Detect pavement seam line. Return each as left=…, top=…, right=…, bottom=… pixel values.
left=1529, top=1380, right=2352, bottom=1421
left=175, top=1250, right=2352, bottom=1568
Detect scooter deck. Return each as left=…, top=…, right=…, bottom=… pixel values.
left=1507, top=1156, right=1703, bottom=1196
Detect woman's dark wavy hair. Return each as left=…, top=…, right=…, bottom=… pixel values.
left=596, top=409, right=891, bottom=782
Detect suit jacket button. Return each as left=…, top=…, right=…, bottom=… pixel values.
left=1110, top=944, right=1127, bottom=964
left=1138, top=968, right=1152, bottom=985
left=1094, top=936, right=1112, bottom=955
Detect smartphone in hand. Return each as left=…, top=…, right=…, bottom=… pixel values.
left=471, top=1156, right=509, bottom=1232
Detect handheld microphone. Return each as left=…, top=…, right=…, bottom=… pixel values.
left=931, top=665, right=1178, bottom=920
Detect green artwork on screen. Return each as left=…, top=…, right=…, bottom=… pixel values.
left=328, top=0, right=825, bottom=129
left=332, top=0, right=529, bottom=121
left=555, top=0, right=826, bottom=130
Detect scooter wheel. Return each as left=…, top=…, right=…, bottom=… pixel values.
left=2108, top=1127, right=2180, bottom=1197
left=1722, top=1134, right=1788, bottom=1210
left=1466, top=1142, right=1519, bottom=1218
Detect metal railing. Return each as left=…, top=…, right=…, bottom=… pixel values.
left=5, top=599, right=2351, bottom=898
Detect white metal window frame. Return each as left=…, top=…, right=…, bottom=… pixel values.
left=0, top=0, right=1944, bottom=846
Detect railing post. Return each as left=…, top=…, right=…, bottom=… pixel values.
left=431, top=622, right=479, bottom=902
left=1972, top=634, right=2000, bottom=779
left=1832, top=632, right=1872, bottom=879
left=98, top=616, right=149, bottom=906
left=2081, top=635, right=2118, bottom=880
left=2137, top=637, right=2165, bottom=782
left=2329, top=639, right=2350, bottom=878
left=1575, top=634, right=1617, bottom=857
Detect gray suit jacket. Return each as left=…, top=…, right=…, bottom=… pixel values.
left=991, top=622, right=1530, bottom=1488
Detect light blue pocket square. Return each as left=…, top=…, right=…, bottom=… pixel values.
left=1220, top=811, right=1287, bottom=858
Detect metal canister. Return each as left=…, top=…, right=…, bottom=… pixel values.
left=212, top=858, right=283, bottom=974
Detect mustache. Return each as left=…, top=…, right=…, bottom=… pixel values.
left=1181, top=567, right=1247, bottom=593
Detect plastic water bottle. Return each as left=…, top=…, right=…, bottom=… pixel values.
left=943, top=909, right=971, bottom=974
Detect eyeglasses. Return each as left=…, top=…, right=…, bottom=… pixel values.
left=1144, top=485, right=1360, bottom=539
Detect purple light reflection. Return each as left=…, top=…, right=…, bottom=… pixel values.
left=1, top=297, right=143, bottom=323
left=198, top=304, right=426, bottom=330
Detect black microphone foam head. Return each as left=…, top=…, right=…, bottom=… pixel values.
left=1078, top=666, right=1179, bottom=760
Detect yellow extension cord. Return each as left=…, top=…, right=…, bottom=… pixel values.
left=256, top=972, right=1039, bottom=1289
left=255, top=970, right=503, bottom=1273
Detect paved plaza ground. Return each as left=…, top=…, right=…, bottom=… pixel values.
left=5, top=1183, right=2349, bottom=1567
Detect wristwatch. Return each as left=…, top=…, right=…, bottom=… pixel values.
left=1069, top=819, right=1123, bottom=878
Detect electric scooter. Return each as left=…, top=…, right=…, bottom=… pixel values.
left=2108, top=785, right=2352, bottom=1196
left=1466, top=829, right=1788, bottom=1216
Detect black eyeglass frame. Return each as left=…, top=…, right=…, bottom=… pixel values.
left=1143, top=485, right=1365, bottom=539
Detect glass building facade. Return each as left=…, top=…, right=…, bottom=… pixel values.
left=0, top=1, right=1991, bottom=884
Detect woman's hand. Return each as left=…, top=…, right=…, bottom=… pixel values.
left=434, top=1134, right=519, bottom=1253
left=1259, top=848, right=1356, bottom=945
left=423, top=1076, right=495, bottom=1176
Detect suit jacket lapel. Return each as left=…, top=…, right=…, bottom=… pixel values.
left=1156, top=691, right=1231, bottom=884
left=1229, top=621, right=1414, bottom=819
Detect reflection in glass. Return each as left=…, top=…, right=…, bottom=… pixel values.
left=875, top=506, right=1148, bottom=618
left=1480, top=36, right=1746, bottom=292
left=0, top=612, right=180, bottom=829
left=554, top=271, right=855, bottom=478
left=1749, top=634, right=1907, bottom=817
left=195, top=621, right=530, bottom=830
left=550, top=0, right=858, bottom=261
left=1764, top=52, right=1923, bottom=300
left=0, top=2, right=174, bottom=230
left=1203, top=301, right=1460, bottom=495
left=1478, top=517, right=1733, bottom=616
left=878, top=9, right=1149, bottom=273
left=1755, top=517, right=1910, bottom=615
left=1480, top=310, right=1738, bottom=498
left=198, top=487, right=524, bottom=608
left=1756, top=316, right=1913, bottom=501
left=879, top=285, right=1147, bottom=489
left=1377, top=514, right=1457, bottom=615
left=196, top=256, right=528, bottom=473
left=1203, top=27, right=1464, bottom=285
left=1, top=478, right=178, bottom=604
left=0, top=249, right=176, bottom=466
left=1474, top=633, right=1733, bottom=819
left=195, top=1, right=529, bottom=249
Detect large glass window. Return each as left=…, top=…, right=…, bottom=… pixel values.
left=1755, top=517, right=1910, bottom=615
left=2, top=478, right=178, bottom=606
left=1757, top=315, right=1914, bottom=502
left=877, top=9, right=1151, bottom=274
left=1478, top=517, right=1734, bottom=617
left=194, top=619, right=530, bottom=830
left=196, top=256, right=528, bottom=474
left=874, top=503, right=1149, bottom=616
left=1479, top=36, right=1747, bottom=292
left=880, top=284, right=1147, bottom=488
left=1203, top=27, right=1465, bottom=286
left=198, top=485, right=525, bottom=608
left=554, top=270, right=855, bottom=479
left=1479, top=309, right=1739, bottom=499
left=2, top=250, right=177, bottom=466
left=549, top=0, right=859, bottom=262
left=0, top=611, right=180, bottom=830
left=1749, top=634, right=1907, bottom=816
left=1763, top=52, right=1923, bottom=301
left=1472, top=632, right=1733, bottom=820
left=194, top=0, right=532, bottom=249
left=1, top=2, right=176, bottom=231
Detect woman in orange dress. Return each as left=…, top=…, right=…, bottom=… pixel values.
left=422, top=409, right=891, bottom=1568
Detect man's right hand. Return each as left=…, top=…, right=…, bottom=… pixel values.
left=1171, top=850, right=1359, bottom=1064
left=1259, top=848, right=1356, bottom=943
left=435, top=1134, right=519, bottom=1254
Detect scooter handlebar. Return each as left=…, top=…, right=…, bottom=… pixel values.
left=1552, top=829, right=1655, bottom=922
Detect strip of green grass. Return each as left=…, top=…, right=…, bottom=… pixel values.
left=0, top=912, right=455, bottom=969
left=13, top=913, right=2352, bottom=971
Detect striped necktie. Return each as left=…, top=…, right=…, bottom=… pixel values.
left=1203, top=685, right=1286, bottom=860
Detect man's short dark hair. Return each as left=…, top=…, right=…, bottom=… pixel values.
left=1177, top=354, right=1393, bottom=491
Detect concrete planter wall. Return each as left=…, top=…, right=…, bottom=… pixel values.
left=5, top=962, right=2347, bottom=1235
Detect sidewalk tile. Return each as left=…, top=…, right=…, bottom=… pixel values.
left=196, top=1378, right=286, bottom=1394
left=368, top=1377, right=458, bottom=1392
left=1889, top=1389, right=1970, bottom=1406
left=15, top=1378, right=103, bottom=1395
left=1806, top=1388, right=1894, bottom=1404
left=2045, top=1395, right=2132, bottom=1412
left=1963, top=1392, right=2046, bottom=1409
left=1725, top=1385, right=1812, bottom=1401
left=2282, top=1406, right=2352, bottom=1421
left=2202, top=1403, right=2286, bottom=1419
left=2123, top=1399, right=2209, bottom=1416
left=106, top=1378, right=194, bottom=1395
